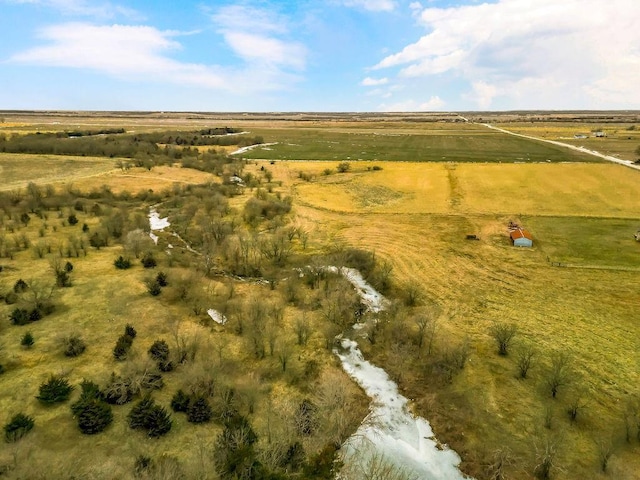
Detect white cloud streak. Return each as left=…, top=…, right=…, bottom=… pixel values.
left=340, top=0, right=396, bottom=11
left=3, top=0, right=139, bottom=19
left=374, top=0, right=640, bottom=109
left=378, top=96, right=445, bottom=111
left=361, top=77, right=389, bottom=86
left=211, top=5, right=307, bottom=70
left=8, top=23, right=297, bottom=93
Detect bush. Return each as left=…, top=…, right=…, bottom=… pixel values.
left=4, top=413, right=35, bottom=442
left=64, top=335, right=86, bottom=357
left=10, top=308, right=30, bottom=326
left=113, top=335, right=133, bottom=361
left=337, top=161, right=351, bottom=173
left=21, top=331, right=34, bottom=348
left=125, top=324, right=137, bottom=339
left=71, top=381, right=113, bottom=434
left=64, top=261, right=74, bottom=272
left=103, top=373, right=134, bottom=405
left=37, top=375, right=74, bottom=404
left=145, top=279, right=162, bottom=296
left=187, top=396, right=212, bottom=424
left=13, top=279, right=28, bottom=293
left=128, top=397, right=172, bottom=438
left=114, top=256, right=131, bottom=269
left=149, top=340, right=170, bottom=362
left=141, top=252, right=157, bottom=268
left=170, top=389, right=190, bottom=413
left=68, top=214, right=79, bottom=225
left=156, top=272, right=168, bottom=287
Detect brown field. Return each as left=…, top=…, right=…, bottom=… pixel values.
left=2, top=110, right=640, bottom=479
left=245, top=156, right=640, bottom=480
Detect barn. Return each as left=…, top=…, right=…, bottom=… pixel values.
left=510, top=228, right=533, bottom=247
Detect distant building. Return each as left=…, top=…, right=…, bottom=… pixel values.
left=593, top=131, right=607, bottom=138
left=574, top=134, right=588, bottom=139
left=510, top=228, right=533, bottom=247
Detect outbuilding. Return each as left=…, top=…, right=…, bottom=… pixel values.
left=510, top=228, right=533, bottom=247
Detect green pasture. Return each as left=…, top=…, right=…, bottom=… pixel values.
left=243, top=126, right=602, bottom=163
left=526, top=216, right=640, bottom=268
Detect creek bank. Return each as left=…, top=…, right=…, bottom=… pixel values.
left=333, top=267, right=470, bottom=479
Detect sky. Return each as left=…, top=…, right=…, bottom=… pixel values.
left=0, top=0, right=639, bottom=112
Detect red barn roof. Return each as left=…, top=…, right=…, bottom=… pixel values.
left=510, top=228, right=533, bottom=240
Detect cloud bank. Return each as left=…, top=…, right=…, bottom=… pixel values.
left=374, top=0, right=640, bottom=109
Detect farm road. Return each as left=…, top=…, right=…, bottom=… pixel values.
left=480, top=123, right=640, bottom=171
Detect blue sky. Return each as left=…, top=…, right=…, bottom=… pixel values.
left=1, top=0, right=638, bottom=112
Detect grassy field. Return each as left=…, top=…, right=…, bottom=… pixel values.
left=245, top=152, right=640, bottom=479
left=2, top=112, right=640, bottom=479
left=239, top=124, right=601, bottom=163
left=494, top=122, right=640, bottom=162
left=0, top=154, right=116, bottom=192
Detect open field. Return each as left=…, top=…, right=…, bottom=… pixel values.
left=239, top=124, right=601, bottom=163
left=494, top=122, right=640, bottom=162
left=1, top=111, right=640, bottom=479
left=281, top=161, right=640, bottom=218
left=243, top=146, right=640, bottom=479
left=0, top=154, right=116, bottom=192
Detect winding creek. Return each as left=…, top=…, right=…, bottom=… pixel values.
left=333, top=268, right=469, bottom=480
left=148, top=210, right=469, bottom=479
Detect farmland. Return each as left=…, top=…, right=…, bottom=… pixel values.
left=0, top=111, right=639, bottom=479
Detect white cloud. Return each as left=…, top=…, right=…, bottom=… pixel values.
left=3, top=0, right=139, bottom=19
left=211, top=5, right=306, bottom=70
left=379, top=96, right=445, bottom=111
left=340, top=0, right=396, bottom=12
left=361, top=76, right=389, bottom=86
left=373, top=0, right=640, bottom=109
left=8, top=23, right=297, bottom=93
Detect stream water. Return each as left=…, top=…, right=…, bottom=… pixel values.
left=334, top=267, right=470, bottom=480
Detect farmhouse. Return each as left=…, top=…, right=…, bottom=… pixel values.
left=510, top=228, right=533, bottom=247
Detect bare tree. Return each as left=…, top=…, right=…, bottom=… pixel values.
left=294, top=314, right=312, bottom=346
left=486, top=447, right=515, bottom=480
left=517, top=343, right=536, bottom=379
left=277, top=341, right=293, bottom=372
left=533, top=437, right=559, bottom=480
left=489, top=323, right=518, bottom=356
left=596, top=437, right=615, bottom=473
left=546, top=352, right=572, bottom=398
left=566, top=388, right=588, bottom=422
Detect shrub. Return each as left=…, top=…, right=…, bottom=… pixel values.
left=103, top=373, right=134, bottom=405
left=71, top=381, right=113, bottom=434
left=337, top=161, right=351, bottom=173
left=13, top=279, right=28, bottom=293
left=148, top=340, right=170, bottom=362
left=21, top=332, right=34, bottom=348
left=10, top=308, right=31, bottom=326
left=141, top=252, right=157, bottom=268
left=64, top=335, right=86, bottom=357
left=156, top=272, right=168, bottom=287
left=170, top=389, right=190, bottom=413
left=187, top=397, right=212, bottom=424
left=128, top=397, right=172, bottom=438
left=145, top=279, right=162, bottom=296
left=4, top=413, right=35, bottom=442
left=37, top=375, right=74, bottom=404
left=68, top=214, right=79, bottom=225
left=64, top=261, right=73, bottom=272
left=114, top=256, right=131, bottom=269
left=4, top=291, right=18, bottom=305
left=125, top=324, right=137, bottom=339
left=113, top=335, right=133, bottom=361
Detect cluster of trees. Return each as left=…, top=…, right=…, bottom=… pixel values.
left=0, top=128, right=263, bottom=160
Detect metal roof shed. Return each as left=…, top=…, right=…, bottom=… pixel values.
left=510, top=228, right=533, bottom=247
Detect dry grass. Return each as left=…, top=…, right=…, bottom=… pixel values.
left=279, top=158, right=640, bottom=480
left=266, top=160, right=640, bottom=218
left=0, top=153, right=116, bottom=192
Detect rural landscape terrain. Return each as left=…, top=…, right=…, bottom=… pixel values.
left=0, top=110, right=639, bottom=480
